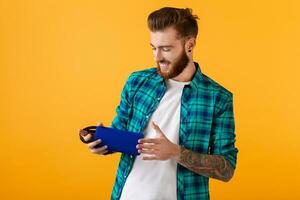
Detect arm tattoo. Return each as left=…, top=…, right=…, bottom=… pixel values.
left=178, top=146, right=234, bottom=182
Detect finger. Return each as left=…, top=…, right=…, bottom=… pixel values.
left=136, top=143, right=155, bottom=149
left=138, top=148, right=156, bottom=154
left=79, top=129, right=89, bottom=137
left=142, top=155, right=157, bottom=160
left=82, top=133, right=93, bottom=142
left=96, top=122, right=104, bottom=126
left=88, top=139, right=102, bottom=149
left=90, top=145, right=108, bottom=154
left=138, top=138, right=160, bottom=144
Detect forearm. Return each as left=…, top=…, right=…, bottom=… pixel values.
left=173, top=145, right=234, bottom=182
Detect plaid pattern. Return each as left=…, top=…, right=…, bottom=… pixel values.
left=110, top=62, right=238, bottom=200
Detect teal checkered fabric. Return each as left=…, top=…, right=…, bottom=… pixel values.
left=110, top=62, right=238, bottom=200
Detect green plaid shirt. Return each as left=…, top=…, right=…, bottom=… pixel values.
left=110, top=62, right=238, bottom=200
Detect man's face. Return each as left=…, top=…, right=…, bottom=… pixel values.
left=150, top=27, right=190, bottom=79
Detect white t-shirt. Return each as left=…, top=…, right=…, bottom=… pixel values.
left=120, top=78, right=190, bottom=200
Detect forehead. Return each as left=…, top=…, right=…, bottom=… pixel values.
left=150, top=27, right=182, bottom=46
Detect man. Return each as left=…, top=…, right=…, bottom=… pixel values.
left=80, top=7, right=238, bottom=200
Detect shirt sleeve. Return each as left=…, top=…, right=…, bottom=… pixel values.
left=110, top=74, right=134, bottom=131
left=210, top=94, right=238, bottom=169
left=103, top=75, right=134, bottom=155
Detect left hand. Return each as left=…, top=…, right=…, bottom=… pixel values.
left=136, top=121, right=180, bottom=160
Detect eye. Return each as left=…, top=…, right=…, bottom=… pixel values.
left=162, top=47, right=170, bottom=52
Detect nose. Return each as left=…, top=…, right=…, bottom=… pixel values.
left=153, top=49, right=163, bottom=62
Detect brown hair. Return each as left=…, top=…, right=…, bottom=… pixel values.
left=147, top=7, right=199, bottom=39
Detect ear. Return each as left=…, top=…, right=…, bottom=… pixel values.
left=185, top=37, right=196, bottom=53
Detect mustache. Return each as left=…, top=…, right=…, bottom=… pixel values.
left=157, top=60, right=170, bottom=64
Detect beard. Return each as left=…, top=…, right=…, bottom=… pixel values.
left=156, top=49, right=189, bottom=80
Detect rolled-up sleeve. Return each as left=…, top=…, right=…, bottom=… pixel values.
left=210, top=94, right=238, bottom=169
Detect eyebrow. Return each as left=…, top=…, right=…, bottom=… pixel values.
left=150, top=43, right=174, bottom=48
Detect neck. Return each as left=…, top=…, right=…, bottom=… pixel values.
left=172, top=60, right=196, bottom=82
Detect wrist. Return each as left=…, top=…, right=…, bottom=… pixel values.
left=172, top=144, right=181, bottom=162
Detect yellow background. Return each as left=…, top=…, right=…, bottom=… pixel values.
left=1, top=0, right=300, bottom=199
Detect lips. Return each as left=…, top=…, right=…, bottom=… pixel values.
left=159, top=62, right=169, bottom=71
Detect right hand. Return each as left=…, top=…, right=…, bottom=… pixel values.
left=79, top=122, right=108, bottom=155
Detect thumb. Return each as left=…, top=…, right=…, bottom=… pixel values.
left=97, top=121, right=104, bottom=126
left=151, top=121, right=165, bottom=138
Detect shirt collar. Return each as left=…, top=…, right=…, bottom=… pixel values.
left=189, top=62, right=203, bottom=89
